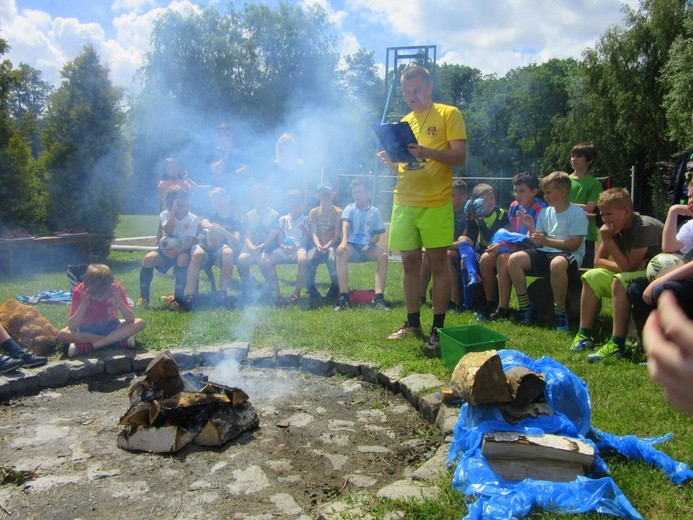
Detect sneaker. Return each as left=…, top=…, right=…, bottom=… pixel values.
left=67, top=343, right=93, bottom=358
left=587, top=341, right=623, bottom=362
left=334, top=295, right=350, bottom=311
left=475, top=310, right=490, bottom=322
left=136, top=297, right=149, bottom=309
left=518, top=301, right=536, bottom=325
left=307, top=286, right=321, bottom=299
left=388, top=322, right=422, bottom=340
left=422, top=329, right=441, bottom=358
left=13, top=350, right=48, bottom=368
left=555, top=311, right=570, bottom=332
left=119, top=336, right=137, bottom=350
left=489, top=307, right=510, bottom=321
left=372, top=296, right=391, bottom=311
left=570, top=333, right=594, bottom=352
left=0, top=354, right=24, bottom=374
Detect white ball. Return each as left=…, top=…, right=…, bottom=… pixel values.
left=159, top=235, right=182, bottom=253
left=646, top=252, right=684, bottom=282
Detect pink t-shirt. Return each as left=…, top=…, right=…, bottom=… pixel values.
left=70, top=281, right=129, bottom=326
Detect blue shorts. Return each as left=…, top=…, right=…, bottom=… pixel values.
left=78, top=320, right=121, bottom=336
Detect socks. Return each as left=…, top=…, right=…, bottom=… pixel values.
left=457, top=242, right=479, bottom=281
left=609, top=335, right=626, bottom=348
left=554, top=303, right=566, bottom=313
left=578, top=327, right=593, bottom=338
left=139, top=267, right=154, bottom=300
left=1, top=338, right=23, bottom=356
left=407, top=312, right=421, bottom=329
left=174, top=266, right=187, bottom=300
left=432, top=313, right=445, bottom=330
left=517, top=292, right=530, bottom=309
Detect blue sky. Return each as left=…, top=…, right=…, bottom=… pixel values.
left=1, top=0, right=639, bottom=92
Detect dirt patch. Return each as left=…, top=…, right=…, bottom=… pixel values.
left=0, top=366, right=441, bottom=519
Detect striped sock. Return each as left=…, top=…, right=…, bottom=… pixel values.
left=517, top=293, right=530, bottom=309
left=554, top=303, right=566, bottom=313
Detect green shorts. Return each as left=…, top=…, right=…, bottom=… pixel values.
left=388, top=202, right=453, bottom=251
left=581, top=268, right=646, bottom=298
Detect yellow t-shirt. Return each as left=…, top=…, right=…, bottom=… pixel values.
left=395, top=103, right=467, bottom=207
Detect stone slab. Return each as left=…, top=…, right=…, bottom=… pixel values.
left=66, top=358, right=105, bottom=380
left=36, top=363, right=71, bottom=387
left=300, top=354, right=333, bottom=376
left=376, top=479, right=440, bottom=502
left=103, top=355, right=133, bottom=375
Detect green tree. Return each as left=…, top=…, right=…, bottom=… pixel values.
left=661, top=9, right=693, bottom=149
left=550, top=0, right=689, bottom=211
left=0, top=38, right=46, bottom=233
left=41, top=45, right=128, bottom=258
left=129, top=1, right=349, bottom=212
left=8, top=63, right=53, bottom=157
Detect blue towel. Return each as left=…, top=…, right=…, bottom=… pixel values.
left=17, top=290, right=72, bottom=305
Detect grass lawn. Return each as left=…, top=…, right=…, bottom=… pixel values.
left=1, top=248, right=690, bottom=519
left=114, top=214, right=159, bottom=238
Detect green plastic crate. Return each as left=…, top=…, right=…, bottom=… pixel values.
left=438, top=325, right=509, bottom=370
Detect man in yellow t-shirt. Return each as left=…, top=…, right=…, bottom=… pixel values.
left=377, top=65, right=467, bottom=355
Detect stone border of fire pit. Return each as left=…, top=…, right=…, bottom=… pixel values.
left=0, top=342, right=461, bottom=517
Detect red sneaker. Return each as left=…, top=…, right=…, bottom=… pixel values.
left=67, top=343, right=93, bottom=358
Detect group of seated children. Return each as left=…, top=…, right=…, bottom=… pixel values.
left=139, top=178, right=391, bottom=312
left=455, top=141, right=690, bottom=363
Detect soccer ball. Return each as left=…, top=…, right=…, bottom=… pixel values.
left=646, top=252, right=684, bottom=282
left=159, top=235, right=182, bottom=256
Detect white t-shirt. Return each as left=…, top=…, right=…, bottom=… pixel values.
left=536, top=203, right=588, bottom=266
left=159, top=210, right=200, bottom=242
left=676, top=218, right=693, bottom=256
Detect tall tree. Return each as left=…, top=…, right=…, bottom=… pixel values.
left=661, top=8, right=693, bottom=149
left=0, top=39, right=46, bottom=233
left=41, top=45, right=128, bottom=258
left=555, top=0, right=689, bottom=209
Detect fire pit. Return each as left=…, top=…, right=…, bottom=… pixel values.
left=0, top=350, right=442, bottom=518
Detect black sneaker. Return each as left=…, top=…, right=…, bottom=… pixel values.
left=489, top=307, right=511, bottom=321
left=307, top=286, right=321, bottom=299
left=14, top=350, right=48, bottom=368
left=372, top=296, right=391, bottom=311
left=422, top=328, right=441, bottom=358
left=334, top=294, right=350, bottom=311
left=0, top=354, right=24, bottom=374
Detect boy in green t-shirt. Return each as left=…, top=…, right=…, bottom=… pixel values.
left=570, top=188, right=663, bottom=361
left=569, top=142, right=602, bottom=268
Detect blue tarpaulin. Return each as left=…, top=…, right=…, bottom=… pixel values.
left=447, top=350, right=692, bottom=519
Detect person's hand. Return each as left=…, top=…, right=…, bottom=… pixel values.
left=643, top=290, right=693, bottom=415
left=530, top=232, right=547, bottom=247
left=667, top=204, right=693, bottom=218
left=406, top=143, right=427, bottom=159
left=79, top=286, right=91, bottom=309
left=485, top=243, right=500, bottom=257
left=642, top=281, right=658, bottom=306
left=377, top=151, right=395, bottom=169
left=519, top=212, right=534, bottom=229
left=599, top=222, right=618, bottom=241
left=337, top=242, right=347, bottom=256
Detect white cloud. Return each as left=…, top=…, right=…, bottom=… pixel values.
left=1, top=0, right=641, bottom=92
left=111, top=0, right=158, bottom=14
left=347, top=0, right=639, bottom=75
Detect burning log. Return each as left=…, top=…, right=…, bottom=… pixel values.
left=482, top=431, right=594, bottom=482
left=195, top=404, right=260, bottom=446
left=117, top=350, right=258, bottom=453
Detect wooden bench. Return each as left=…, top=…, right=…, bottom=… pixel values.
left=0, top=234, right=100, bottom=276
